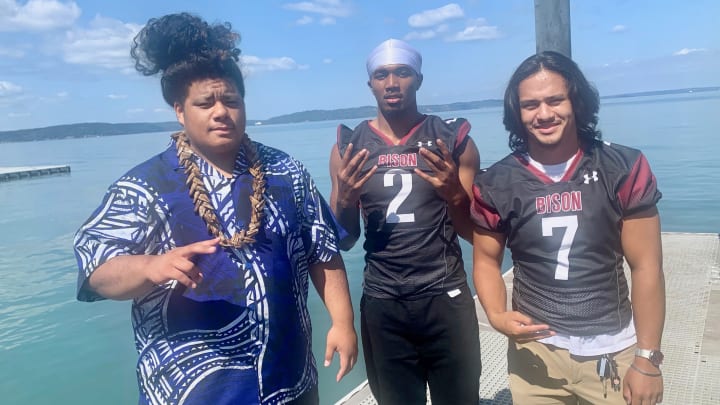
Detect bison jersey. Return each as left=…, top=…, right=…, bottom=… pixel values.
left=338, top=116, right=471, bottom=299
left=471, top=140, right=661, bottom=336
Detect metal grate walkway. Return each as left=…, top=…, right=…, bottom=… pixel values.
left=337, top=232, right=720, bottom=405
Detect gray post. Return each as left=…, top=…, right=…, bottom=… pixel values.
left=534, top=0, right=571, bottom=57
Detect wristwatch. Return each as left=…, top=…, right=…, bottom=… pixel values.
left=635, top=348, right=664, bottom=367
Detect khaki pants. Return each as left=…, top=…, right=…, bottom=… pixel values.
left=508, top=340, right=635, bottom=404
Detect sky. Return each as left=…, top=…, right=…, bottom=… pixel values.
left=0, top=0, right=718, bottom=131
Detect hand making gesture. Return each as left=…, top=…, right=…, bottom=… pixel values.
left=87, top=237, right=221, bottom=300
left=415, top=138, right=466, bottom=204
left=333, top=143, right=377, bottom=208
left=143, top=237, right=221, bottom=289
left=488, top=310, right=555, bottom=344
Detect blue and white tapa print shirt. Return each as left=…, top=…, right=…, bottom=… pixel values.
left=74, top=139, right=340, bottom=405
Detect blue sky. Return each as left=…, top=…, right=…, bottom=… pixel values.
left=1, top=0, right=718, bottom=131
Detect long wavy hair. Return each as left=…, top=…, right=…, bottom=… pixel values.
left=503, top=51, right=601, bottom=153
left=130, top=12, right=245, bottom=106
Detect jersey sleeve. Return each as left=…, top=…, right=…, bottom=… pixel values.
left=336, top=124, right=355, bottom=157
left=73, top=179, right=160, bottom=302
left=616, top=152, right=662, bottom=216
left=445, top=117, right=472, bottom=161
left=470, top=174, right=504, bottom=233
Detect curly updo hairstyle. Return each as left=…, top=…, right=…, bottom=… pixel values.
left=130, top=12, right=245, bottom=106
left=503, top=51, right=601, bottom=154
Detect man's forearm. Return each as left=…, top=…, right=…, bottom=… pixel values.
left=87, top=255, right=155, bottom=300
left=474, top=264, right=508, bottom=327
left=448, top=192, right=474, bottom=242
left=330, top=200, right=361, bottom=250
left=631, top=266, right=666, bottom=351
left=472, top=230, right=509, bottom=328
left=310, top=255, right=355, bottom=326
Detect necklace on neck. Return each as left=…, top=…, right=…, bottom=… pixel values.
left=172, top=131, right=266, bottom=247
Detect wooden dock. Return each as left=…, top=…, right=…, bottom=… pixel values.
left=0, top=165, right=71, bottom=182
left=337, top=232, right=720, bottom=405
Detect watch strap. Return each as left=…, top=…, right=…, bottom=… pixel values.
left=635, top=348, right=653, bottom=358
left=635, top=348, right=663, bottom=366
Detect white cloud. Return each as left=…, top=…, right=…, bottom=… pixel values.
left=61, top=15, right=142, bottom=71
left=405, top=30, right=439, bottom=41
left=0, top=0, right=80, bottom=32
left=241, top=55, right=308, bottom=74
left=153, top=107, right=169, bottom=113
left=674, top=48, right=706, bottom=56
left=319, top=17, right=336, bottom=25
left=436, top=24, right=449, bottom=33
left=8, top=111, right=31, bottom=118
left=408, top=3, right=464, bottom=28
left=296, top=15, right=314, bottom=25
left=447, top=18, right=500, bottom=41
left=0, top=46, right=26, bottom=58
left=107, top=94, right=128, bottom=100
left=404, top=24, right=449, bottom=41
left=127, top=108, right=144, bottom=114
left=0, top=81, right=23, bottom=97
left=37, top=91, right=71, bottom=103
left=322, top=58, right=333, bottom=64
left=282, top=0, right=352, bottom=18
left=0, top=81, right=28, bottom=109
left=611, top=25, right=626, bottom=33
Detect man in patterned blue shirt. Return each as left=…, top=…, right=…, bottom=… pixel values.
left=73, top=13, right=357, bottom=405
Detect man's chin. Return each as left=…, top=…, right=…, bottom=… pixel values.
left=380, top=105, right=405, bottom=116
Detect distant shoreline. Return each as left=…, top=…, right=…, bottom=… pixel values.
left=1, top=86, right=717, bottom=144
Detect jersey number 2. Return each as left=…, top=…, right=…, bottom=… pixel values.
left=384, top=169, right=415, bottom=223
left=541, top=215, right=578, bottom=280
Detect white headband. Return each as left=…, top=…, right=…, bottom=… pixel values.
left=366, top=38, right=422, bottom=77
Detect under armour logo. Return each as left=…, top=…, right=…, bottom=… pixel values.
left=583, top=171, right=599, bottom=184
left=417, top=140, right=433, bottom=147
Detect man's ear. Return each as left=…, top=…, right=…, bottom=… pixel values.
left=367, top=80, right=372, bottom=89
left=416, top=74, right=423, bottom=90
left=174, top=102, right=185, bottom=127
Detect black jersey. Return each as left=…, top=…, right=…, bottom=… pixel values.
left=337, top=115, right=471, bottom=299
left=471, top=140, right=661, bottom=336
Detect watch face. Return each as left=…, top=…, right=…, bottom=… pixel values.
left=650, top=351, right=664, bottom=366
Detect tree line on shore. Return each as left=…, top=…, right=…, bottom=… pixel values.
left=2, top=86, right=716, bottom=143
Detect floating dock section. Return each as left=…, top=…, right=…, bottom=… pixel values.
left=0, top=165, right=71, bottom=182
left=337, top=232, right=720, bottom=404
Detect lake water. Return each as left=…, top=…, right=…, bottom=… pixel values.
left=1, top=92, right=718, bottom=404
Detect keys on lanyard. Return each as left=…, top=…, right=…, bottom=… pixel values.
left=597, top=354, right=621, bottom=398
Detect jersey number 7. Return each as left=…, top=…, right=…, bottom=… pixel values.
left=541, top=215, right=578, bottom=280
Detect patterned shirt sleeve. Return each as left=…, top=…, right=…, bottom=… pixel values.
left=73, top=177, right=166, bottom=302
left=296, top=163, right=340, bottom=264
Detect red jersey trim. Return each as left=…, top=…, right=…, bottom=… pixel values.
left=336, top=125, right=343, bottom=145
left=513, top=148, right=584, bottom=184
left=471, top=184, right=502, bottom=231
left=617, top=153, right=658, bottom=213
left=367, top=115, right=428, bottom=146
left=455, top=120, right=471, bottom=149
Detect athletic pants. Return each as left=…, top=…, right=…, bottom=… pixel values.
left=360, top=285, right=481, bottom=405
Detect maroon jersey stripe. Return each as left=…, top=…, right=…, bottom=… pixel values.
left=617, top=153, right=658, bottom=214
left=471, top=184, right=502, bottom=230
